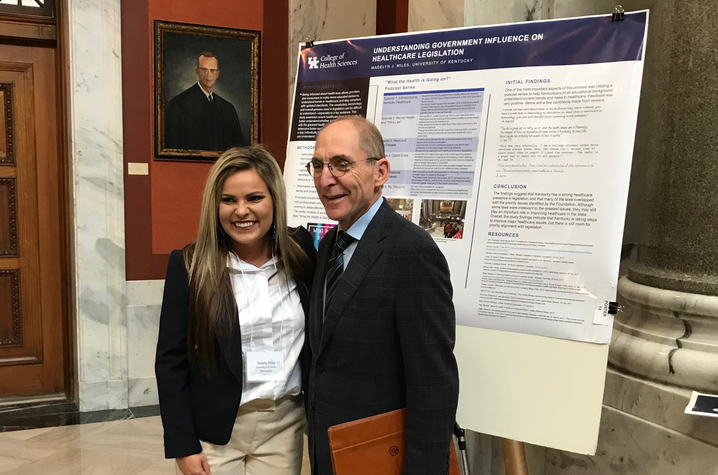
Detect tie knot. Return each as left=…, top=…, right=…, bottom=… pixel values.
left=335, top=231, right=355, bottom=252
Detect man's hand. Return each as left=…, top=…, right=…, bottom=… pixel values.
left=176, top=452, right=212, bottom=475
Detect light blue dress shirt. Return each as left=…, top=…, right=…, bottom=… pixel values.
left=322, top=197, right=384, bottom=318
left=340, top=197, right=384, bottom=269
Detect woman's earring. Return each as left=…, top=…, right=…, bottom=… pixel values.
left=271, top=221, right=277, bottom=239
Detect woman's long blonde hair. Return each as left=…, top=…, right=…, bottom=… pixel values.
left=183, top=145, right=310, bottom=375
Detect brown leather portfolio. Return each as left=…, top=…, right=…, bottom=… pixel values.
left=327, top=408, right=460, bottom=475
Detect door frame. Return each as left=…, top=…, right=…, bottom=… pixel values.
left=0, top=0, right=75, bottom=403
left=56, top=0, right=76, bottom=405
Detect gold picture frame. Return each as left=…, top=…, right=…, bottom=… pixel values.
left=154, top=20, right=260, bottom=160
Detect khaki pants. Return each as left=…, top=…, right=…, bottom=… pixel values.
left=177, top=395, right=305, bottom=475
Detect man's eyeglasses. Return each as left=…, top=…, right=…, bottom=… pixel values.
left=198, top=68, right=219, bottom=76
left=306, top=157, right=379, bottom=178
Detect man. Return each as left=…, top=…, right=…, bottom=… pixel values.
left=306, top=115, right=459, bottom=475
left=165, top=52, right=245, bottom=151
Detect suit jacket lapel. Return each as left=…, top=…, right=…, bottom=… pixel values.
left=296, top=279, right=310, bottom=317
left=318, top=201, right=391, bottom=356
left=216, top=313, right=243, bottom=382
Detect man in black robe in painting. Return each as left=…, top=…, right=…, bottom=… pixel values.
left=165, top=51, right=245, bottom=151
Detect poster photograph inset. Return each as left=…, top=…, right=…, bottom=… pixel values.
left=420, top=200, right=467, bottom=240
left=386, top=198, right=414, bottom=221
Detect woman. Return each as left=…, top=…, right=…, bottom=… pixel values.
left=447, top=222, right=459, bottom=239
left=155, top=145, right=316, bottom=475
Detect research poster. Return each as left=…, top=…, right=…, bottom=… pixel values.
left=284, top=12, right=648, bottom=343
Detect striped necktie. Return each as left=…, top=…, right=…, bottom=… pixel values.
left=325, top=230, right=355, bottom=312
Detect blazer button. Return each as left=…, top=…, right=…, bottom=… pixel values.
left=316, top=364, right=324, bottom=373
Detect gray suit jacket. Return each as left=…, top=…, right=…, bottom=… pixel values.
left=306, top=199, right=459, bottom=475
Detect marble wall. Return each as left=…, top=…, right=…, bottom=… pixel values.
left=549, top=0, right=618, bottom=19
left=409, top=0, right=464, bottom=32
left=67, top=0, right=128, bottom=411
left=289, top=0, right=376, bottom=104
left=465, top=0, right=548, bottom=26
left=464, top=0, right=617, bottom=26
left=126, top=281, right=165, bottom=407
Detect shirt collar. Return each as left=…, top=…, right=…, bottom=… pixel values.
left=197, top=82, right=213, bottom=100
left=341, top=197, right=383, bottom=241
left=227, top=252, right=278, bottom=272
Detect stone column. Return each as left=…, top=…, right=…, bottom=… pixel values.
left=67, top=0, right=128, bottom=411
left=609, top=0, right=718, bottom=394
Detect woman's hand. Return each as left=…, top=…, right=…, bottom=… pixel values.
left=176, top=453, right=212, bottom=475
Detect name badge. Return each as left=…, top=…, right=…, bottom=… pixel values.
left=246, top=351, right=284, bottom=382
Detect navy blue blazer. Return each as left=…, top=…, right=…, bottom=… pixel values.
left=306, top=200, right=460, bottom=475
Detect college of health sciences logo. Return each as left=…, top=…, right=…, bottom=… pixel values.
left=307, top=52, right=358, bottom=69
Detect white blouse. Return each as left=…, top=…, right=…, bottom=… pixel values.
left=227, top=253, right=304, bottom=405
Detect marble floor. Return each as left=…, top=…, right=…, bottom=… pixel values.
left=0, top=416, right=312, bottom=475
left=0, top=397, right=160, bottom=432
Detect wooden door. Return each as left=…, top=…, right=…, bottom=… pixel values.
left=0, top=44, right=65, bottom=397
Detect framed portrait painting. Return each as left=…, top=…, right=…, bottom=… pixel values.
left=154, top=21, right=260, bottom=160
